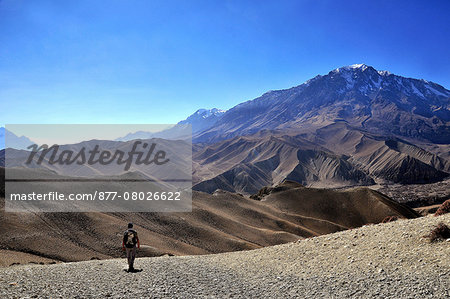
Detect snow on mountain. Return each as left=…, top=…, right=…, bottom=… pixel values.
left=178, top=108, right=226, bottom=133
left=191, top=108, right=226, bottom=119
left=115, top=108, right=226, bottom=141
left=194, top=64, right=450, bottom=144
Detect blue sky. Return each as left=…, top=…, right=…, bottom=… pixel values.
left=0, top=0, right=449, bottom=124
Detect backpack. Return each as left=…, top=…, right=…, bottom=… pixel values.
left=125, top=230, right=137, bottom=248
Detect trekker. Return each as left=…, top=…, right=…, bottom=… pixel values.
left=122, top=222, right=140, bottom=272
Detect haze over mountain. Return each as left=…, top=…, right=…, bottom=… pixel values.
left=0, top=127, right=34, bottom=150
left=3, top=138, right=192, bottom=182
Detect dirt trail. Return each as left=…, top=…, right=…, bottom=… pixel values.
left=1, top=214, right=448, bottom=298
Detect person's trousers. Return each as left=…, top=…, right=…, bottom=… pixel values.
left=126, top=247, right=136, bottom=269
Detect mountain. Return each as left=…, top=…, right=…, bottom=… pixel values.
left=116, top=108, right=226, bottom=142
left=115, top=130, right=156, bottom=141
left=194, top=64, right=449, bottom=144
left=0, top=127, right=34, bottom=150
left=187, top=64, right=450, bottom=193
left=178, top=108, right=226, bottom=134
left=3, top=65, right=449, bottom=194
left=192, top=126, right=449, bottom=194
left=192, top=132, right=375, bottom=194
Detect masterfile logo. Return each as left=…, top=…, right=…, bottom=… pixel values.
left=26, top=141, right=170, bottom=171
left=4, top=124, right=192, bottom=213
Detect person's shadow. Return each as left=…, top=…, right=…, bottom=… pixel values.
left=124, top=268, right=143, bottom=273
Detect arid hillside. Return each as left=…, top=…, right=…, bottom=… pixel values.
left=0, top=180, right=418, bottom=266
left=193, top=126, right=449, bottom=194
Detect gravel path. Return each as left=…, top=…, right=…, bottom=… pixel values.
left=1, top=214, right=449, bottom=298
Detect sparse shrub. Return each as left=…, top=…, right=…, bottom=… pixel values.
left=382, top=216, right=398, bottom=223
left=250, top=186, right=272, bottom=201
left=435, top=199, right=450, bottom=216
left=427, top=222, right=450, bottom=242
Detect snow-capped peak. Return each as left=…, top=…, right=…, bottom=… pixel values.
left=377, top=70, right=392, bottom=76
left=194, top=108, right=227, bottom=118
left=349, top=63, right=368, bottom=70
left=177, top=108, right=227, bottom=133
left=334, top=64, right=370, bottom=73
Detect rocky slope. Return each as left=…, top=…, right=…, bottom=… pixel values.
left=193, top=125, right=449, bottom=194
left=193, top=133, right=374, bottom=193
left=1, top=214, right=448, bottom=298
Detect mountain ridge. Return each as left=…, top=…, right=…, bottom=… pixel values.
left=0, top=128, right=35, bottom=150
left=192, top=126, right=449, bottom=194
left=192, top=64, right=449, bottom=144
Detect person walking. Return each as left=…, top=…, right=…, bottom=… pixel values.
left=122, top=222, right=140, bottom=272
